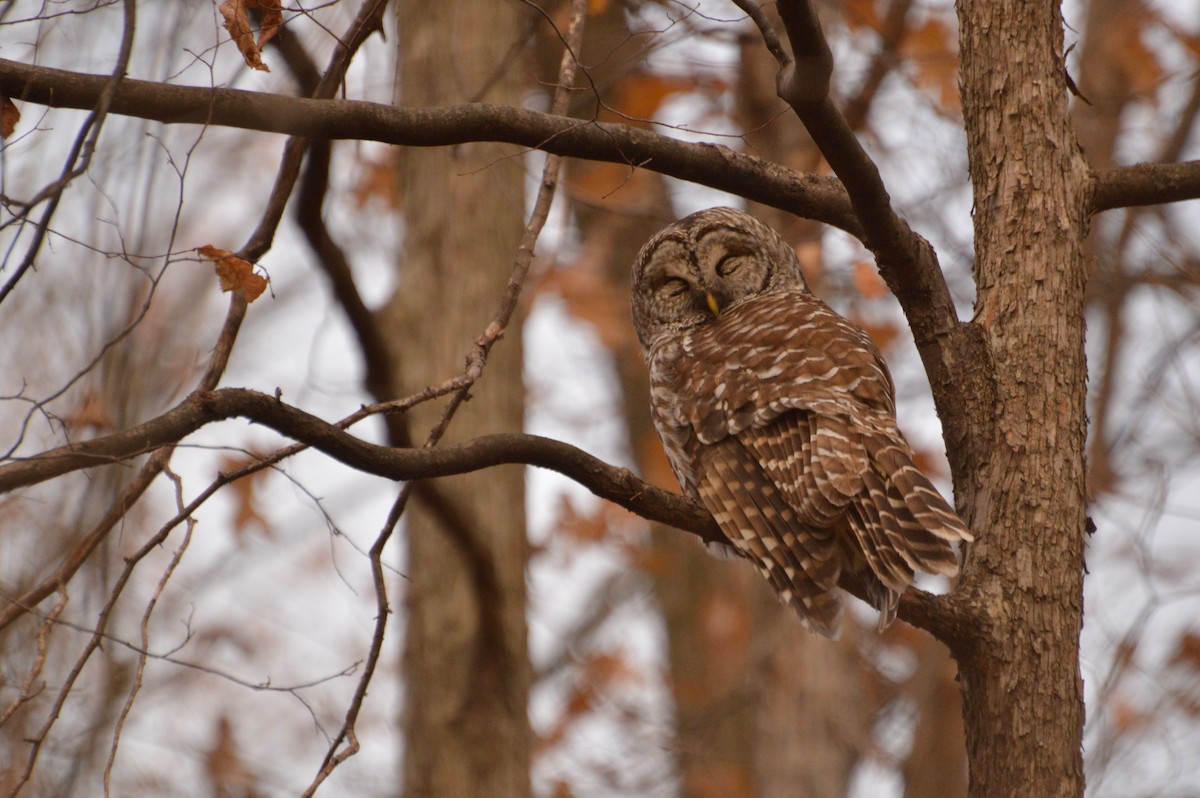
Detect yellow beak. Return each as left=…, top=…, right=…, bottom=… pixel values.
left=705, top=291, right=721, bottom=316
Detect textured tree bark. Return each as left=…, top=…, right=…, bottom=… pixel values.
left=955, top=1, right=1091, bottom=796
left=389, top=4, right=532, bottom=796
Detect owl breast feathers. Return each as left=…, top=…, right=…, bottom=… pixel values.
left=631, top=207, right=972, bottom=636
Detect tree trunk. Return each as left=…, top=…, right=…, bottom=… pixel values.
left=389, top=4, right=531, bottom=796
left=955, top=1, right=1090, bottom=796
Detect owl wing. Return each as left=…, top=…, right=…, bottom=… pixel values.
left=686, top=414, right=844, bottom=634
left=648, top=289, right=970, bottom=633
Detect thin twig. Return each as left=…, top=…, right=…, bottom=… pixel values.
left=0, top=293, right=246, bottom=632
left=103, top=467, right=195, bottom=797
left=304, top=2, right=591, bottom=787
left=0, top=0, right=137, bottom=306
left=241, top=0, right=389, bottom=260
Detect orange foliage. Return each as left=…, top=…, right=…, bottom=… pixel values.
left=603, top=72, right=727, bottom=126
left=842, top=0, right=882, bottom=32
left=197, top=245, right=269, bottom=302
left=352, top=151, right=403, bottom=210
left=219, top=453, right=272, bottom=542
left=1170, top=631, right=1200, bottom=672
left=850, top=315, right=900, bottom=353
left=64, top=390, right=114, bottom=432
left=852, top=260, right=891, bottom=299
left=204, top=716, right=261, bottom=796
left=907, top=447, right=947, bottom=481
left=568, top=70, right=729, bottom=207
left=554, top=497, right=613, bottom=546
left=537, top=651, right=639, bottom=754
left=219, top=0, right=284, bottom=72
left=534, top=261, right=638, bottom=357
left=1110, top=9, right=1165, bottom=100
left=902, top=17, right=961, bottom=112
left=0, top=98, right=18, bottom=139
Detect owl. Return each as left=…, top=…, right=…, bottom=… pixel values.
left=631, top=207, right=972, bottom=636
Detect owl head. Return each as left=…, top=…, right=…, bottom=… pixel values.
left=630, top=207, right=809, bottom=350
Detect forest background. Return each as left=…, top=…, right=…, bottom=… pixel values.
left=1, top=1, right=1199, bottom=797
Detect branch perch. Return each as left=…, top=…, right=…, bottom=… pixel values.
left=0, top=57, right=859, bottom=235
left=737, top=0, right=995, bottom=509
left=0, top=385, right=973, bottom=643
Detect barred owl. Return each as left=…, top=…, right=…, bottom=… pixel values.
left=631, top=207, right=972, bottom=636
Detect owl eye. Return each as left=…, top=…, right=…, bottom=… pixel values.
left=659, top=277, right=690, bottom=298
left=716, top=253, right=745, bottom=277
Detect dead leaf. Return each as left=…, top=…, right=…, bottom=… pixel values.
left=0, top=98, right=19, bottom=139
left=908, top=446, right=947, bottom=481
left=204, top=716, right=261, bottom=797
left=842, top=0, right=882, bottom=32
left=534, top=262, right=638, bottom=357
left=197, top=245, right=268, bottom=302
left=582, top=651, right=638, bottom=687
left=1170, top=631, right=1200, bottom=672
left=850, top=314, right=899, bottom=352
left=1114, top=12, right=1164, bottom=99
left=555, top=498, right=612, bottom=546
left=219, top=0, right=278, bottom=72
left=255, top=0, right=283, bottom=49
left=352, top=151, right=403, bottom=209
left=607, top=72, right=726, bottom=125
left=1110, top=697, right=1147, bottom=734
left=65, top=390, right=114, bottom=432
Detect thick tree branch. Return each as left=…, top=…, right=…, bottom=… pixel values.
left=0, top=57, right=858, bottom=235
left=1092, top=160, right=1200, bottom=214
left=741, top=0, right=996, bottom=514
left=0, top=387, right=721, bottom=541
left=0, top=385, right=975, bottom=642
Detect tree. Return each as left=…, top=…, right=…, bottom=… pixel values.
left=391, top=3, right=533, bottom=796
left=1, top=1, right=1199, bottom=797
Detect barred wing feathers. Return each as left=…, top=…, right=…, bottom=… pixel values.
left=648, top=290, right=972, bottom=634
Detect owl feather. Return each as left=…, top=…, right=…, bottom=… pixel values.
left=632, top=207, right=973, bottom=636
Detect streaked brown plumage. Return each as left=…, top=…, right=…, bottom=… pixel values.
left=631, top=207, right=972, bottom=636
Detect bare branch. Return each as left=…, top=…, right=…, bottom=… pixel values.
left=241, top=0, right=388, bottom=260
left=0, top=0, right=136, bottom=306
left=1092, top=160, right=1200, bottom=214
left=0, top=381, right=976, bottom=643
left=0, top=57, right=858, bottom=235
left=741, top=0, right=995, bottom=509
left=0, top=386, right=715, bottom=537
left=0, top=294, right=247, bottom=632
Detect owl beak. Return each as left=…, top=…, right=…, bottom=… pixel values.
left=704, top=291, right=721, bottom=316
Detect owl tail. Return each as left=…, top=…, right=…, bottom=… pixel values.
left=700, top=441, right=845, bottom=637
left=846, top=431, right=974, bottom=628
